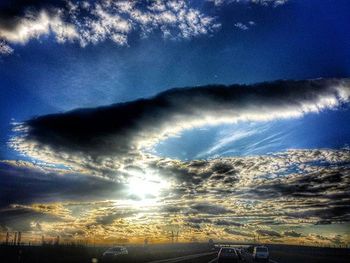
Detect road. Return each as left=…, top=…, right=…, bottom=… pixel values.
left=146, top=252, right=216, bottom=263
left=1, top=244, right=348, bottom=263
left=240, top=250, right=279, bottom=263
left=207, top=254, right=278, bottom=263
left=147, top=250, right=278, bottom=263
left=206, top=254, right=277, bottom=263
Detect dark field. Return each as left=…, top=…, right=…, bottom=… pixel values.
left=0, top=243, right=213, bottom=263
left=0, top=243, right=349, bottom=263
left=266, top=245, right=350, bottom=263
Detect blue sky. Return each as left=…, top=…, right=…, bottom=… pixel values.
left=0, top=0, right=350, bottom=245
left=153, top=106, right=350, bottom=160
left=1, top=0, right=350, bottom=160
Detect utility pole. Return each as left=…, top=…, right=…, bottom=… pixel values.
left=13, top=232, right=17, bottom=246
left=17, top=232, right=21, bottom=246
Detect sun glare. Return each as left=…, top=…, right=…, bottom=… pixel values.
left=127, top=171, right=169, bottom=201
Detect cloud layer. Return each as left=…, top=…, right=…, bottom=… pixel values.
left=1, top=148, right=349, bottom=244
left=3, top=78, right=350, bottom=245
left=0, top=0, right=221, bottom=53
left=10, top=78, right=350, bottom=176
left=0, top=0, right=291, bottom=54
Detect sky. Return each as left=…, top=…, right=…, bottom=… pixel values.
left=0, top=0, right=350, bottom=246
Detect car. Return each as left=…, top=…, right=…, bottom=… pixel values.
left=102, top=246, right=128, bottom=261
left=218, top=247, right=241, bottom=263
left=253, top=246, right=269, bottom=262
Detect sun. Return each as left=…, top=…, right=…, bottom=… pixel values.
left=127, top=171, right=170, bottom=201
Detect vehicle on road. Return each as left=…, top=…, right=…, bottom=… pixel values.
left=102, top=246, right=128, bottom=260
left=253, top=246, right=269, bottom=262
left=218, top=247, right=241, bottom=263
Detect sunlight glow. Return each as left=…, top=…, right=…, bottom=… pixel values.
left=127, top=170, right=170, bottom=201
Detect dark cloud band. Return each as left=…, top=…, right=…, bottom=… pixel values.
left=11, top=78, right=350, bottom=168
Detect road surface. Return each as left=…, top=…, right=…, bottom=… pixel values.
left=147, top=250, right=279, bottom=263
left=207, top=256, right=278, bottom=263
left=146, top=252, right=216, bottom=263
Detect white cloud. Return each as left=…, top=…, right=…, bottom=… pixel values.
left=0, top=0, right=221, bottom=52
left=197, top=128, right=258, bottom=158
left=251, top=0, right=288, bottom=6
left=234, top=22, right=249, bottom=30
left=234, top=21, right=256, bottom=30
left=0, top=40, right=13, bottom=55
left=0, top=0, right=289, bottom=53
left=79, top=3, right=132, bottom=46
left=209, top=0, right=288, bottom=7
left=0, top=10, right=78, bottom=44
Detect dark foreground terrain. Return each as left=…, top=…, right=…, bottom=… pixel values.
left=262, top=244, right=350, bottom=263
left=0, top=243, right=349, bottom=263
left=1, top=243, right=211, bottom=263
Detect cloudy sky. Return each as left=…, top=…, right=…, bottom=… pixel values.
left=0, top=0, right=350, bottom=246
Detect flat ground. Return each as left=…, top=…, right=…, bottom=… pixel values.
left=0, top=244, right=349, bottom=263
left=264, top=245, right=350, bottom=263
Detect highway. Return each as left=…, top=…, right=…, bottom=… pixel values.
left=147, top=250, right=279, bottom=263
left=206, top=252, right=279, bottom=263
left=146, top=252, right=216, bottom=263
left=2, top=243, right=348, bottom=263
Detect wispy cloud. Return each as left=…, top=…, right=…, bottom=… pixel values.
left=0, top=0, right=220, bottom=53
left=208, top=0, right=288, bottom=7
left=0, top=0, right=291, bottom=54
left=234, top=21, right=256, bottom=31
left=234, top=22, right=249, bottom=31
left=0, top=40, right=13, bottom=55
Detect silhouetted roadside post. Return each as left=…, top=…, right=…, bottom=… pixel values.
left=17, top=232, right=21, bottom=246
left=18, top=249, right=22, bottom=263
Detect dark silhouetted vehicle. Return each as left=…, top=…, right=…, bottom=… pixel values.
left=253, top=246, right=269, bottom=262
left=102, top=246, right=128, bottom=261
left=218, top=247, right=241, bottom=263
